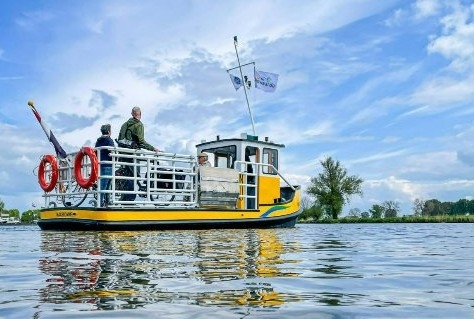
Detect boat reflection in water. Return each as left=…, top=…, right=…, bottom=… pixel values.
left=38, top=229, right=302, bottom=310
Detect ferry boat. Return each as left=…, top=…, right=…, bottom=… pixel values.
left=36, top=133, right=302, bottom=230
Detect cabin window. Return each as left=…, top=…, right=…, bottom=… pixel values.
left=201, top=145, right=236, bottom=168
left=262, top=148, right=278, bottom=174
left=244, top=146, right=258, bottom=174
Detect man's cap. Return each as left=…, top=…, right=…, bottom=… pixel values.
left=100, top=124, right=111, bottom=134
left=198, top=152, right=208, bottom=157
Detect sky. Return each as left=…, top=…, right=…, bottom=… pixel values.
left=1, top=0, right=474, bottom=215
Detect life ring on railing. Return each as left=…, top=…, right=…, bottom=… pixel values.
left=74, top=146, right=99, bottom=189
left=38, top=154, right=59, bottom=192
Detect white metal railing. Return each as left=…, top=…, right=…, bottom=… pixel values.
left=233, top=160, right=258, bottom=209
left=233, top=161, right=294, bottom=210
left=103, top=147, right=197, bottom=207
left=41, top=146, right=198, bottom=208
left=40, top=147, right=295, bottom=210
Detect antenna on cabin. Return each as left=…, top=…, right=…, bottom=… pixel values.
left=230, top=36, right=256, bottom=136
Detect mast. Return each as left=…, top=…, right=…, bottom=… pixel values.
left=232, top=36, right=256, bottom=136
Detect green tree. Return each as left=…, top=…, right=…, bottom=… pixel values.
left=467, top=199, right=474, bottom=215
left=298, top=195, right=325, bottom=221
left=412, top=198, right=424, bottom=216
left=8, top=209, right=20, bottom=219
left=423, top=199, right=447, bottom=216
left=382, top=200, right=399, bottom=218
left=452, top=199, right=469, bottom=215
left=441, top=201, right=452, bottom=215
left=300, top=196, right=313, bottom=211
left=298, top=204, right=324, bottom=221
left=347, top=208, right=361, bottom=218
left=307, top=157, right=363, bottom=219
left=21, top=209, right=40, bottom=224
left=369, top=204, right=383, bottom=218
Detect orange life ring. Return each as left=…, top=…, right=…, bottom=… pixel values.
left=38, top=154, right=59, bottom=192
left=74, top=146, right=99, bottom=189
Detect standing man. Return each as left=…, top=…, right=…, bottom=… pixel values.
left=117, top=106, right=160, bottom=202
left=95, top=124, right=115, bottom=206
left=118, top=106, right=160, bottom=152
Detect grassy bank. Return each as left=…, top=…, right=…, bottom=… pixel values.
left=299, top=215, right=474, bottom=224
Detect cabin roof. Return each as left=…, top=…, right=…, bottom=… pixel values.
left=196, top=136, right=285, bottom=149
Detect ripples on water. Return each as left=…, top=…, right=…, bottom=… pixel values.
left=0, top=223, right=473, bottom=318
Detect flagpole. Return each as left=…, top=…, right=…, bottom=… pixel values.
left=227, top=62, right=255, bottom=72
left=233, top=36, right=256, bottom=136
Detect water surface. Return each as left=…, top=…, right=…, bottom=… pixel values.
left=0, top=223, right=473, bottom=318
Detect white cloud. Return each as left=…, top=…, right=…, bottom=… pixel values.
left=348, top=149, right=408, bottom=165
left=427, top=2, right=474, bottom=72
left=384, top=8, right=406, bottom=27
left=15, top=10, right=54, bottom=30
left=366, top=176, right=425, bottom=201
left=413, top=0, right=441, bottom=19
left=410, top=75, right=474, bottom=110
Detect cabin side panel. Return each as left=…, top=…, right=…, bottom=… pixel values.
left=258, top=175, right=280, bottom=204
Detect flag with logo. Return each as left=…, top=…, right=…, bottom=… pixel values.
left=229, top=73, right=243, bottom=91
left=254, top=70, right=279, bottom=92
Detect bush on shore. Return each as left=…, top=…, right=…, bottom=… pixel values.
left=299, top=215, right=474, bottom=224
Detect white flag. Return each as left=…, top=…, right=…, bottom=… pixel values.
left=229, top=73, right=243, bottom=91
left=254, top=70, right=279, bottom=93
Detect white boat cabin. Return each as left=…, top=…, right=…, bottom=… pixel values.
left=196, top=133, right=293, bottom=209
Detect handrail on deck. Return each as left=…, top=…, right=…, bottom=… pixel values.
left=234, top=160, right=295, bottom=191
left=39, top=146, right=296, bottom=209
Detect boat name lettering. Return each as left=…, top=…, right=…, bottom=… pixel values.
left=56, top=211, right=76, bottom=217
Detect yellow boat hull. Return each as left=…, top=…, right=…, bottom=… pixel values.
left=38, top=187, right=302, bottom=230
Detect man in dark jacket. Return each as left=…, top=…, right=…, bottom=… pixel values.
left=117, top=106, right=160, bottom=202
left=95, top=124, right=115, bottom=206
left=118, top=106, right=159, bottom=152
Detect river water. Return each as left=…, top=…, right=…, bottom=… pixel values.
left=0, top=223, right=473, bottom=319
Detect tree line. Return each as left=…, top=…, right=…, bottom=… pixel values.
left=298, top=157, right=473, bottom=222
left=0, top=199, right=39, bottom=224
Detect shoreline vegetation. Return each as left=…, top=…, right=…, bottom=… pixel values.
left=2, top=215, right=474, bottom=226
left=299, top=215, right=474, bottom=224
